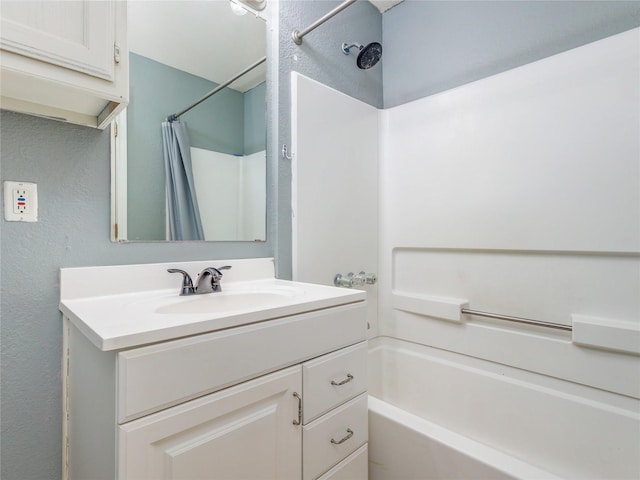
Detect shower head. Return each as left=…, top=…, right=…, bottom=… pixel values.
left=342, top=42, right=382, bottom=69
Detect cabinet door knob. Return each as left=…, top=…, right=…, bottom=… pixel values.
left=292, top=392, right=302, bottom=426
left=330, top=428, right=354, bottom=445
left=330, top=374, right=354, bottom=386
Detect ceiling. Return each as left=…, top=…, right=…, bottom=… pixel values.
left=128, top=1, right=266, bottom=92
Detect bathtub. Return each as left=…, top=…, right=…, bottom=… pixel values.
left=367, top=337, right=640, bottom=480
left=368, top=396, right=555, bottom=480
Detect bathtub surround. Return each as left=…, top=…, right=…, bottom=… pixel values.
left=2, top=1, right=639, bottom=479
left=378, top=26, right=639, bottom=478
left=292, top=27, right=639, bottom=477
left=290, top=73, right=379, bottom=334
left=377, top=26, right=640, bottom=386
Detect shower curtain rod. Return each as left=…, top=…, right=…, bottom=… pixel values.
left=292, top=0, right=357, bottom=45
left=168, top=56, right=266, bottom=121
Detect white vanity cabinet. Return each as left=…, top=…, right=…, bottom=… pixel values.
left=0, top=0, right=128, bottom=129
left=120, top=365, right=302, bottom=479
left=64, top=301, right=368, bottom=480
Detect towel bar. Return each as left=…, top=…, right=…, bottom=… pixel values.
left=461, top=308, right=572, bottom=332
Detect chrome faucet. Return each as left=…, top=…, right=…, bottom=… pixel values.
left=167, top=269, right=195, bottom=295
left=195, top=266, right=232, bottom=294
left=168, top=266, right=232, bottom=295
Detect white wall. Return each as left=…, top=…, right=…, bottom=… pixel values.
left=240, top=150, right=267, bottom=241
left=378, top=28, right=640, bottom=476
left=191, top=147, right=266, bottom=241
left=291, top=73, right=379, bottom=333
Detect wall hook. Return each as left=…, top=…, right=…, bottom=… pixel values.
left=282, top=144, right=293, bottom=160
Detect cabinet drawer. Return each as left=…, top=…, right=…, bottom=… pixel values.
left=317, top=444, right=368, bottom=480
left=303, top=393, right=368, bottom=480
left=117, top=302, right=366, bottom=423
left=302, top=341, right=367, bottom=423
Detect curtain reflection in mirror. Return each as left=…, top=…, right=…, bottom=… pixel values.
left=162, top=119, right=205, bottom=240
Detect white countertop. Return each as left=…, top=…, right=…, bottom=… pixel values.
left=59, top=258, right=366, bottom=351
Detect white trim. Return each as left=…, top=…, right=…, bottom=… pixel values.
left=110, top=109, right=127, bottom=241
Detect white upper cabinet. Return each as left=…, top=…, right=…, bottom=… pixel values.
left=0, top=0, right=128, bottom=129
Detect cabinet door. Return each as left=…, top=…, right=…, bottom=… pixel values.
left=119, top=365, right=302, bottom=480
left=0, top=0, right=116, bottom=80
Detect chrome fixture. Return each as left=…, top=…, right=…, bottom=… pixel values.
left=292, top=0, right=357, bottom=45
left=281, top=144, right=293, bottom=160
left=342, top=42, right=382, bottom=69
left=331, top=373, right=354, bottom=386
left=331, top=428, right=354, bottom=445
left=168, top=266, right=232, bottom=295
left=461, top=308, right=572, bottom=332
left=167, top=269, right=195, bottom=295
left=196, top=266, right=232, bottom=293
left=334, top=271, right=377, bottom=288
left=292, top=392, right=302, bottom=425
left=168, top=57, right=266, bottom=122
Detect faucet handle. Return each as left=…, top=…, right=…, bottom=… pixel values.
left=195, top=266, right=232, bottom=294
left=201, top=265, right=231, bottom=278
left=167, top=269, right=195, bottom=296
left=210, top=265, right=232, bottom=280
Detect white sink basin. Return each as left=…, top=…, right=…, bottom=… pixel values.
left=154, top=286, right=301, bottom=315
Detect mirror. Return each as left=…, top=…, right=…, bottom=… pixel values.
left=112, top=0, right=267, bottom=242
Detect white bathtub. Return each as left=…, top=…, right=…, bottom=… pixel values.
left=368, top=396, right=556, bottom=480
left=367, top=337, right=640, bottom=480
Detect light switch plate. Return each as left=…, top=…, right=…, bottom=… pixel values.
left=4, top=181, right=38, bottom=222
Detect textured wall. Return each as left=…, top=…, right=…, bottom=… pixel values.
left=382, top=0, right=640, bottom=107
left=0, top=110, right=272, bottom=479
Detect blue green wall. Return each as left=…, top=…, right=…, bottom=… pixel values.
left=382, top=1, right=640, bottom=107
left=245, top=82, right=267, bottom=155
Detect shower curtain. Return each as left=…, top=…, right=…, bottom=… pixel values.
left=161, top=119, right=205, bottom=240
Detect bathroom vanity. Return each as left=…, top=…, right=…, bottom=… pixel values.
left=59, top=258, right=368, bottom=480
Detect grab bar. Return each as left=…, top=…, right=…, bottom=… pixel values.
left=461, top=308, right=572, bottom=332
left=392, top=293, right=573, bottom=332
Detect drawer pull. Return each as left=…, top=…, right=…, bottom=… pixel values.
left=331, top=374, right=354, bottom=386
left=330, top=428, right=354, bottom=445
left=293, top=392, right=302, bottom=425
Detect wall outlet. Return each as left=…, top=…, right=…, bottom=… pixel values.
left=4, top=181, right=38, bottom=222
